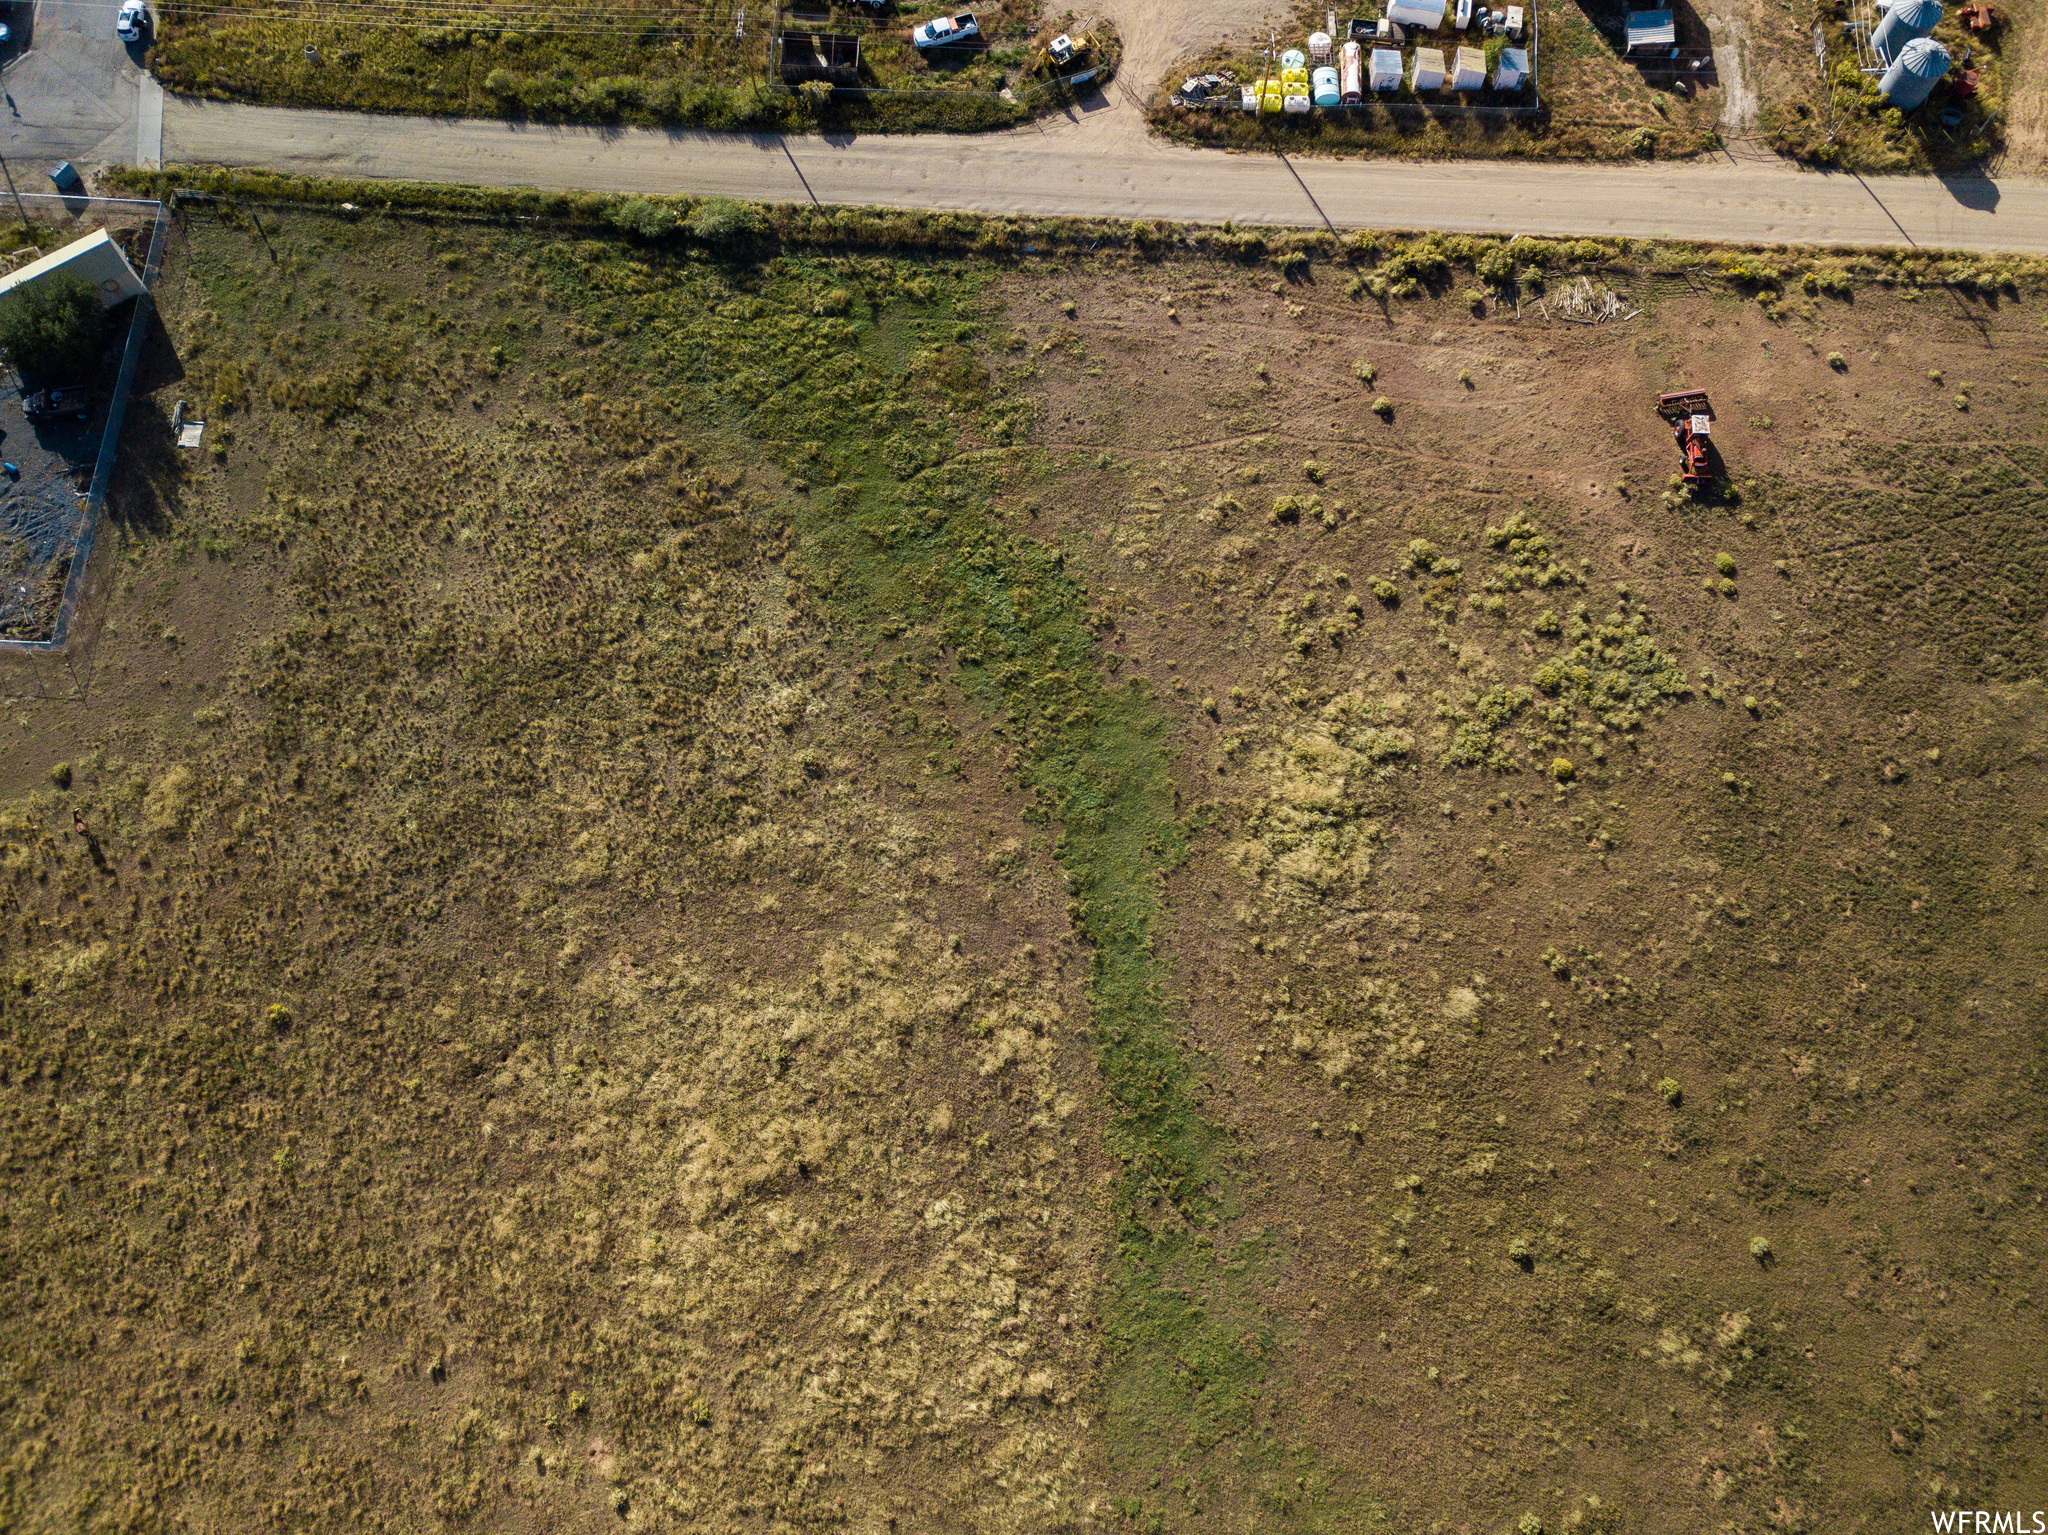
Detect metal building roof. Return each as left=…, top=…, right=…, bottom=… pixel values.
left=1625, top=9, right=1677, bottom=49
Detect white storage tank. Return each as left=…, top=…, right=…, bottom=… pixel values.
left=1340, top=38, right=1364, bottom=100
left=1309, top=30, right=1333, bottom=61
left=1312, top=65, right=1342, bottom=105
left=1871, top=0, right=1941, bottom=63
left=1281, top=47, right=1307, bottom=69
left=1878, top=35, right=1950, bottom=107
left=1369, top=45, right=1404, bottom=89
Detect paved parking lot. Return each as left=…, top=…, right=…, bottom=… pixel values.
left=0, top=0, right=157, bottom=173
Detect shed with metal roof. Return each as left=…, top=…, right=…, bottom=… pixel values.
left=1624, top=9, right=1677, bottom=51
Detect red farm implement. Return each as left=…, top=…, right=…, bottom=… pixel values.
left=1656, top=389, right=1717, bottom=487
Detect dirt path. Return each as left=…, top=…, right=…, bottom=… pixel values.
left=163, top=92, right=2048, bottom=253
left=1702, top=0, right=1760, bottom=135
left=1013, top=0, right=1293, bottom=149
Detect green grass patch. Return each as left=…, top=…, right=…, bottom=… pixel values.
left=505, top=219, right=1345, bottom=1510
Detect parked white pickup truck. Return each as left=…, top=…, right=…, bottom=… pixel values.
left=912, top=12, right=978, bottom=48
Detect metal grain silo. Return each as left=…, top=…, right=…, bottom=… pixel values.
left=1878, top=35, right=1950, bottom=108
left=1871, top=0, right=1941, bottom=63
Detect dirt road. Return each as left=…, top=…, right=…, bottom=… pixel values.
left=163, top=92, right=2048, bottom=254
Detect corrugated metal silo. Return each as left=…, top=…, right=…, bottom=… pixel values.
left=1871, top=0, right=1941, bottom=63
left=1878, top=35, right=1950, bottom=107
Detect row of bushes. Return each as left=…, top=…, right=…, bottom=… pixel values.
left=100, top=169, right=2048, bottom=295
left=465, top=71, right=1031, bottom=133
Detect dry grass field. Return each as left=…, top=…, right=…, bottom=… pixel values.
left=146, top=0, right=1107, bottom=133
left=2, top=195, right=2045, bottom=1533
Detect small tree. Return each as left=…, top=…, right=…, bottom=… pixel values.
left=0, top=274, right=104, bottom=381
left=688, top=197, right=760, bottom=245
left=605, top=197, right=677, bottom=240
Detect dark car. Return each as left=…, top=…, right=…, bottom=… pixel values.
left=23, top=386, right=90, bottom=421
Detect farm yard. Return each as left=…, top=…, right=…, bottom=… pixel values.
left=2, top=189, right=2046, bottom=1532
left=1156, top=0, right=1742, bottom=161
left=1758, top=0, right=2016, bottom=171
left=1152, top=0, right=2023, bottom=169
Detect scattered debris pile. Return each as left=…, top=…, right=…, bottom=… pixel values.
left=1547, top=275, right=1637, bottom=324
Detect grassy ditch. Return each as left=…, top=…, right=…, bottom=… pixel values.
left=632, top=235, right=1352, bottom=1515
left=146, top=0, right=1115, bottom=134
left=0, top=194, right=1359, bottom=1529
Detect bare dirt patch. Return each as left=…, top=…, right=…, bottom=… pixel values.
left=992, top=247, right=2048, bottom=1530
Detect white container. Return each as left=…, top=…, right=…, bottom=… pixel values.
left=1410, top=45, right=1446, bottom=88
left=1284, top=92, right=1311, bottom=112
left=1309, top=29, right=1333, bottom=60
left=1386, top=0, right=1446, bottom=29
left=1340, top=37, right=1364, bottom=100
left=1449, top=43, right=1487, bottom=87
left=1281, top=47, right=1307, bottom=69
left=1368, top=45, right=1403, bottom=88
